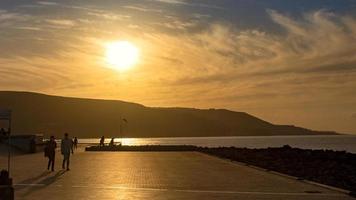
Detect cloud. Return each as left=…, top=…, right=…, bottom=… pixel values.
left=158, top=19, right=198, bottom=30
left=154, top=0, right=186, bottom=4
left=123, top=5, right=162, bottom=13
left=153, top=0, right=223, bottom=9
left=87, top=12, right=130, bottom=20
left=132, top=9, right=356, bottom=122
left=13, top=26, right=42, bottom=31
left=37, top=1, right=59, bottom=6
left=1, top=4, right=356, bottom=133
left=2, top=8, right=355, bottom=95
left=45, top=19, right=76, bottom=27
left=192, top=13, right=211, bottom=19
left=189, top=10, right=356, bottom=77
left=0, top=10, right=30, bottom=22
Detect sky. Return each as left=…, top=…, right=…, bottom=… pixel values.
left=1, top=0, right=356, bottom=134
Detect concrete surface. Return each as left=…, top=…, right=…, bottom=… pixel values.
left=0, top=147, right=354, bottom=200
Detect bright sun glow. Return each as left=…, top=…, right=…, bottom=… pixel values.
left=105, top=41, right=139, bottom=70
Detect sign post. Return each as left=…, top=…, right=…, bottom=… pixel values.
left=0, top=109, right=12, bottom=174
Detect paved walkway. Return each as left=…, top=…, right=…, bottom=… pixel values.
left=0, top=147, right=354, bottom=200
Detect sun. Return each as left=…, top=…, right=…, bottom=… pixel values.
left=105, top=41, right=139, bottom=70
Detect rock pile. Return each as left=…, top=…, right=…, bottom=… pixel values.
left=198, top=145, right=356, bottom=192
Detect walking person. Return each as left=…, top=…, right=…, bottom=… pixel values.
left=73, top=137, right=78, bottom=149
left=61, top=133, right=74, bottom=171
left=45, top=136, right=57, bottom=171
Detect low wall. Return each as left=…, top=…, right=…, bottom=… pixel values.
left=85, top=145, right=197, bottom=151
left=6, top=135, right=45, bottom=153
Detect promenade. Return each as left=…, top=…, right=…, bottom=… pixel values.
left=0, top=147, right=353, bottom=200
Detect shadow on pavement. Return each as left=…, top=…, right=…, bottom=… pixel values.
left=38, top=170, right=66, bottom=185
left=19, top=170, right=67, bottom=197
left=16, top=171, right=52, bottom=190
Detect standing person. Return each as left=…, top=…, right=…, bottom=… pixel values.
left=61, top=133, right=73, bottom=171
left=99, top=136, right=105, bottom=147
left=109, top=137, right=115, bottom=146
left=46, top=136, right=57, bottom=171
left=73, top=137, right=78, bottom=149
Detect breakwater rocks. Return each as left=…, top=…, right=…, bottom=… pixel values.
left=199, top=145, right=356, bottom=193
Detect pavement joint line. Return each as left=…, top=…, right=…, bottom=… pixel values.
left=80, top=185, right=170, bottom=192
left=170, top=189, right=344, bottom=196
left=13, top=183, right=346, bottom=196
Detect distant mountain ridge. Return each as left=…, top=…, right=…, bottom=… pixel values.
left=0, top=91, right=337, bottom=138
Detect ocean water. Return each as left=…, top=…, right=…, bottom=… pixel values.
left=79, top=135, right=356, bottom=153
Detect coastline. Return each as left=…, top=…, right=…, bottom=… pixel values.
left=80, top=135, right=356, bottom=153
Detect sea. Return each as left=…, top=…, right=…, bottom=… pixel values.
left=79, top=135, right=356, bottom=153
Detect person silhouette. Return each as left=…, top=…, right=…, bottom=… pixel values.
left=73, top=137, right=78, bottom=149
left=46, top=136, right=57, bottom=171
left=100, top=136, right=105, bottom=147
left=61, top=133, right=73, bottom=171
left=109, top=138, right=115, bottom=146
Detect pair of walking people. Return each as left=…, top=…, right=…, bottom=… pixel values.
left=45, top=133, right=74, bottom=171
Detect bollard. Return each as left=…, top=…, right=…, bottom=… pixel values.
left=0, top=170, right=14, bottom=200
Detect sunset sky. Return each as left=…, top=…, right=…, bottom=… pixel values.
left=1, top=0, right=356, bottom=134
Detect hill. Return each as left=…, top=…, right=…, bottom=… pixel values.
left=0, top=91, right=337, bottom=138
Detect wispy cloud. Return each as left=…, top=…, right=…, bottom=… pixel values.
left=127, top=9, right=356, bottom=134
left=14, top=26, right=42, bottom=31
left=45, top=19, right=76, bottom=27
left=87, top=12, right=130, bottom=20
left=153, top=0, right=186, bottom=5
left=37, top=1, right=59, bottom=6
left=1, top=1, right=356, bottom=133
left=0, top=10, right=30, bottom=22
left=123, top=5, right=162, bottom=13
left=188, top=9, right=356, bottom=78
left=152, top=0, right=223, bottom=9
left=155, top=19, right=198, bottom=30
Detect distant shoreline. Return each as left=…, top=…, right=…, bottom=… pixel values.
left=84, top=134, right=347, bottom=139
left=72, top=134, right=348, bottom=146
left=75, top=134, right=348, bottom=142
left=77, top=135, right=356, bottom=153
